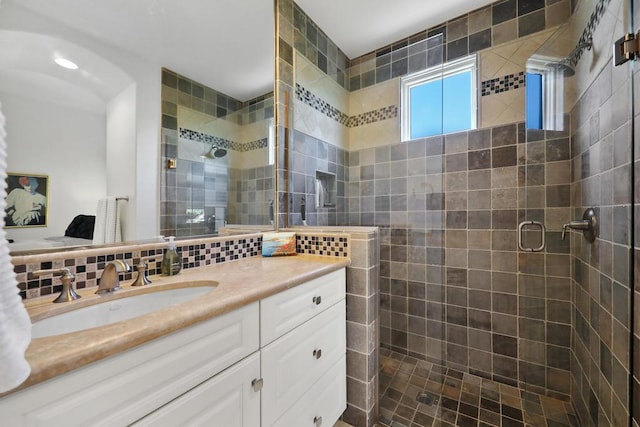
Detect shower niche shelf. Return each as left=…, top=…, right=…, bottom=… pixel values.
left=315, top=171, right=336, bottom=208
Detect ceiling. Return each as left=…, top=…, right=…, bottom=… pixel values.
left=2, top=0, right=495, bottom=105
left=3, top=0, right=274, bottom=103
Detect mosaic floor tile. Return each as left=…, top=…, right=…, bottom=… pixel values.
left=378, top=350, right=578, bottom=427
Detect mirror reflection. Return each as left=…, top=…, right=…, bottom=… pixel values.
left=0, top=0, right=275, bottom=253
left=160, top=69, right=275, bottom=237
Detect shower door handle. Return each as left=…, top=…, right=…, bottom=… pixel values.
left=518, top=221, right=545, bottom=252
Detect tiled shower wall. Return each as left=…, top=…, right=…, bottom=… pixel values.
left=563, top=0, right=634, bottom=424
left=349, top=123, right=574, bottom=400
left=227, top=165, right=274, bottom=225
left=569, top=63, right=631, bottom=426
left=288, top=130, right=349, bottom=226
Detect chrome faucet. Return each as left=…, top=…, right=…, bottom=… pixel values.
left=561, top=208, right=598, bottom=242
left=96, top=260, right=131, bottom=294
left=33, top=268, right=80, bottom=303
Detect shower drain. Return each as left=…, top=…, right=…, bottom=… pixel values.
left=416, top=391, right=439, bottom=406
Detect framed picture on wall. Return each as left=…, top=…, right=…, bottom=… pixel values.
left=4, top=173, right=48, bottom=228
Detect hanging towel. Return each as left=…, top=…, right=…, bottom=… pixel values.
left=0, top=102, right=32, bottom=393
left=93, top=197, right=123, bottom=244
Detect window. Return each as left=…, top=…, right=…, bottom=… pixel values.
left=525, top=72, right=543, bottom=129
left=525, top=54, right=567, bottom=131
left=401, top=54, right=477, bottom=141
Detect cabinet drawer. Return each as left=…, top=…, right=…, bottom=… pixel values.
left=273, top=356, right=346, bottom=427
left=133, top=352, right=261, bottom=427
left=261, top=300, right=346, bottom=426
left=260, top=268, right=345, bottom=345
left=0, top=302, right=259, bottom=427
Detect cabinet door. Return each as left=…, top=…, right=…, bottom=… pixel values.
left=261, top=268, right=345, bottom=345
left=132, top=352, right=261, bottom=427
left=273, top=356, right=346, bottom=427
left=0, top=302, right=259, bottom=427
left=261, top=300, right=346, bottom=426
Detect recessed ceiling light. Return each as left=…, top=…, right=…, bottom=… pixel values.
left=54, top=58, right=78, bottom=70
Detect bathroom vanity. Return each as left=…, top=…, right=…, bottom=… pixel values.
left=0, top=256, right=348, bottom=426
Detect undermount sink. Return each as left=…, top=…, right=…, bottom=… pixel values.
left=31, top=284, right=218, bottom=339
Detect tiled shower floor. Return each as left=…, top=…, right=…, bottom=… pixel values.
left=379, top=350, right=579, bottom=427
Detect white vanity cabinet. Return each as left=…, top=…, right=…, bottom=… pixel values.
left=0, top=302, right=260, bottom=427
left=260, top=269, right=346, bottom=426
left=0, top=267, right=346, bottom=427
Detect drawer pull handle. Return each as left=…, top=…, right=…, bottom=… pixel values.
left=313, top=349, right=322, bottom=359
left=313, top=415, right=323, bottom=426
left=312, top=295, right=322, bottom=305
left=251, top=378, right=263, bottom=392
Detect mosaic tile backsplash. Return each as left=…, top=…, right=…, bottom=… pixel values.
left=14, top=232, right=349, bottom=300
left=296, top=234, right=349, bottom=257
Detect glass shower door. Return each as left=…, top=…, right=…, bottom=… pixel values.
left=523, top=0, right=635, bottom=423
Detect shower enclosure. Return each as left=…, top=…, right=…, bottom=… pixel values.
left=372, top=0, right=637, bottom=423
left=275, top=0, right=637, bottom=425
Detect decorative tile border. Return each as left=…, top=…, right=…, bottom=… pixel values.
left=481, top=72, right=526, bottom=96
left=241, top=138, right=269, bottom=151
left=299, top=70, right=529, bottom=130
left=179, top=128, right=268, bottom=152
left=567, top=0, right=610, bottom=67
left=296, top=83, right=397, bottom=128
left=295, top=84, right=349, bottom=125
left=347, top=106, right=398, bottom=128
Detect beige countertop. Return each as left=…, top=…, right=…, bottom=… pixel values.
left=6, top=255, right=349, bottom=396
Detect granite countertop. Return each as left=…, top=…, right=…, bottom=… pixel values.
left=6, top=255, right=349, bottom=396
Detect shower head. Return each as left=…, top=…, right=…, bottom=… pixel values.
left=213, top=147, right=227, bottom=158
left=200, top=144, right=227, bottom=159
left=550, top=61, right=575, bottom=77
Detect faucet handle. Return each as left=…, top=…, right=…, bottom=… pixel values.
left=561, top=219, right=591, bottom=240
left=33, top=268, right=80, bottom=303
left=132, top=256, right=158, bottom=287
left=561, top=208, right=598, bottom=242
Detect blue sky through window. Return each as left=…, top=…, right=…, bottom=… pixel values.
left=526, top=73, right=542, bottom=129
left=409, top=71, right=472, bottom=139
left=410, top=79, right=443, bottom=137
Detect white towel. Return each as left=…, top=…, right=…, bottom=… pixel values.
left=0, top=102, right=31, bottom=392
left=93, top=197, right=123, bottom=244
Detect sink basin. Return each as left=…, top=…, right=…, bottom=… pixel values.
left=31, top=284, right=217, bottom=338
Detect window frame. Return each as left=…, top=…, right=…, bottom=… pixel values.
left=400, top=54, right=478, bottom=142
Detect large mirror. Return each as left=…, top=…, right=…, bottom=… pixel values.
left=0, top=0, right=275, bottom=253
